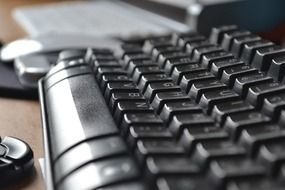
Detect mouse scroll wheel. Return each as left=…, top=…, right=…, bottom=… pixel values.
left=0, top=144, right=7, bottom=157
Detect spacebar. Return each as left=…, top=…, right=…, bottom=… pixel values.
left=45, top=66, right=118, bottom=160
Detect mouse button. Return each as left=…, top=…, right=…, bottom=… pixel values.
left=2, top=136, right=33, bottom=164
left=0, top=144, right=7, bottom=157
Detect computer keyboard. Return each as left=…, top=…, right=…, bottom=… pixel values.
left=39, top=25, right=285, bottom=190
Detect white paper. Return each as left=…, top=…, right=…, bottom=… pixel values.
left=13, top=0, right=190, bottom=38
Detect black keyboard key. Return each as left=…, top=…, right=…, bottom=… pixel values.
left=262, top=92, right=285, bottom=120
left=164, top=57, right=194, bottom=75
left=181, top=126, right=229, bottom=154
left=58, top=156, right=139, bottom=190
left=171, top=62, right=204, bottom=84
left=189, top=79, right=227, bottom=102
left=239, top=124, right=284, bottom=157
left=221, top=30, right=251, bottom=51
left=138, top=74, right=172, bottom=92
left=172, top=32, right=198, bottom=46
left=209, top=25, right=238, bottom=45
left=201, top=51, right=234, bottom=69
left=119, top=43, right=143, bottom=57
left=199, top=89, right=240, bottom=113
left=127, top=59, right=156, bottom=74
left=91, top=53, right=116, bottom=62
left=93, top=60, right=120, bottom=72
left=98, top=182, right=146, bottom=190
left=152, top=46, right=181, bottom=61
left=268, top=56, right=285, bottom=82
left=110, top=92, right=144, bottom=111
left=121, top=113, right=163, bottom=135
left=96, top=67, right=127, bottom=82
left=143, top=38, right=173, bottom=54
left=169, top=113, right=215, bottom=137
left=233, top=72, right=273, bottom=97
left=227, top=179, right=285, bottom=190
left=132, top=66, right=164, bottom=83
left=224, top=111, right=271, bottom=141
left=146, top=156, right=200, bottom=177
left=185, top=40, right=211, bottom=55
left=124, top=53, right=151, bottom=67
left=180, top=70, right=215, bottom=93
left=114, top=100, right=154, bottom=124
left=160, top=100, right=202, bottom=122
left=101, top=74, right=131, bottom=91
left=127, top=126, right=172, bottom=148
left=156, top=175, right=200, bottom=190
left=151, top=91, right=190, bottom=114
left=207, top=158, right=266, bottom=190
left=192, top=140, right=246, bottom=168
left=211, top=58, right=244, bottom=78
left=157, top=52, right=191, bottom=68
left=104, top=82, right=139, bottom=102
left=230, top=34, right=261, bottom=57
left=212, top=100, right=254, bottom=125
left=251, top=46, right=285, bottom=71
left=279, top=110, right=285, bottom=126
left=220, top=64, right=258, bottom=87
left=177, top=35, right=206, bottom=49
left=257, top=138, right=285, bottom=176
left=192, top=45, right=224, bottom=62
left=246, top=81, right=285, bottom=107
left=128, top=124, right=171, bottom=139
left=85, top=48, right=113, bottom=62
left=144, top=81, right=181, bottom=102
left=240, top=39, right=274, bottom=64
left=135, top=139, right=185, bottom=164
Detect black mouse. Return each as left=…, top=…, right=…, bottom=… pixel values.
left=0, top=136, right=34, bottom=187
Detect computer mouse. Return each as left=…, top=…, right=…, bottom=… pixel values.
left=0, top=136, right=34, bottom=187
left=0, top=33, right=120, bottom=62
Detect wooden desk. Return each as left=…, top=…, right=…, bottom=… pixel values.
left=0, top=1, right=71, bottom=190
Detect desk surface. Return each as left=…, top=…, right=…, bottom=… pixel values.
left=0, top=1, right=71, bottom=190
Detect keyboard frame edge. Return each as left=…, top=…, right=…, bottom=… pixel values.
left=38, top=78, right=55, bottom=190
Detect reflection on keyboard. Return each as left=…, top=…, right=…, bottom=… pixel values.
left=39, top=25, right=285, bottom=190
